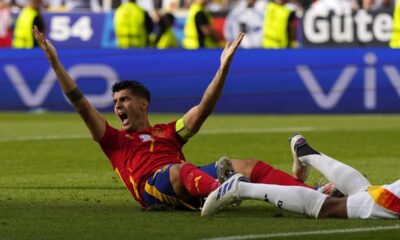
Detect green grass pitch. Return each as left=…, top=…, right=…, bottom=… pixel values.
left=0, top=112, right=399, bottom=240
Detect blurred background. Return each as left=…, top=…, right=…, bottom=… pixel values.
left=1, top=0, right=400, bottom=114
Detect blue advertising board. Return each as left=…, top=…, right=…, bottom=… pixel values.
left=1, top=48, right=400, bottom=113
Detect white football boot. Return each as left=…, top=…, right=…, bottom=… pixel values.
left=289, top=134, right=310, bottom=182
left=201, top=173, right=247, bottom=217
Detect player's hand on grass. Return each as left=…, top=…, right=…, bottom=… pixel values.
left=33, top=25, right=59, bottom=66
left=220, top=32, right=244, bottom=69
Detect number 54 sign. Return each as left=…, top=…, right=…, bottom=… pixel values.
left=45, top=13, right=111, bottom=48
left=50, top=16, right=93, bottom=41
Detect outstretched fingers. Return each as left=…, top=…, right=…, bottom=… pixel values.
left=33, top=26, right=41, bottom=42
left=32, top=25, right=45, bottom=48
left=223, top=32, right=244, bottom=52
left=32, top=26, right=38, bottom=41
left=226, top=32, right=244, bottom=55
left=33, top=25, right=59, bottom=63
left=233, top=32, right=245, bottom=48
left=220, top=33, right=244, bottom=67
left=225, top=41, right=232, bottom=49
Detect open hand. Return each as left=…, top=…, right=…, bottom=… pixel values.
left=220, top=32, right=244, bottom=68
left=32, top=25, right=58, bottom=64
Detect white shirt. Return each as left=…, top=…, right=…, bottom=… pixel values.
left=224, top=0, right=267, bottom=48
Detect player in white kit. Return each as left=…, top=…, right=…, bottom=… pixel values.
left=202, top=134, right=400, bottom=219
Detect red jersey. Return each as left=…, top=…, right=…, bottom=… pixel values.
left=99, top=121, right=187, bottom=207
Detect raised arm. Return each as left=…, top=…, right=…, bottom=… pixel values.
left=33, top=26, right=106, bottom=142
left=183, top=32, right=244, bottom=134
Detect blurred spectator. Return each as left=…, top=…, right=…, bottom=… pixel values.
left=182, top=0, right=218, bottom=48
left=46, top=0, right=65, bottom=11
left=390, top=0, right=400, bottom=47
left=12, top=0, right=45, bottom=48
left=154, top=0, right=181, bottom=11
left=298, top=0, right=313, bottom=10
left=114, top=0, right=154, bottom=48
left=207, top=0, right=229, bottom=11
left=181, top=0, right=192, bottom=8
left=136, top=0, right=163, bottom=24
left=8, top=0, right=103, bottom=11
left=262, top=0, right=298, bottom=48
left=111, top=0, right=123, bottom=9
left=152, top=12, right=179, bottom=48
left=65, top=0, right=101, bottom=11
left=224, top=0, right=266, bottom=48
left=0, top=0, right=12, bottom=47
left=10, top=0, right=24, bottom=8
left=137, top=0, right=154, bottom=11
left=154, top=0, right=162, bottom=8
left=360, top=0, right=394, bottom=10
left=183, top=0, right=245, bottom=10
left=99, top=0, right=113, bottom=11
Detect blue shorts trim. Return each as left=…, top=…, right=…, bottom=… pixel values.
left=197, top=162, right=218, bottom=179
left=143, top=164, right=198, bottom=210
left=143, top=162, right=218, bottom=210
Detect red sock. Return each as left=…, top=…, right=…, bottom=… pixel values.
left=250, top=161, right=313, bottom=189
left=179, top=163, right=220, bottom=197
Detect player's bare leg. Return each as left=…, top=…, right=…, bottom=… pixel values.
left=230, top=159, right=258, bottom=179
left=169, top=164, right=192, bottom=201
left=317, top=197, right=348, bottom=218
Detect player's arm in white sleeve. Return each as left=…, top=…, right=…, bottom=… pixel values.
left=182, top=33, right=244, bottom=136
left=33, top=26, right=106, bottom=142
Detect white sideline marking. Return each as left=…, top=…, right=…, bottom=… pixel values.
left=0, top=127, right=315, bottom=142
left=200, top=127, right=315, bottom=135
left=202, top=225, right=400, bottom=240
left=0, top=134, right=89, bottom=142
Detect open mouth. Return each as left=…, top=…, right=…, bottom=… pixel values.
left=118, top=112, right=128, bottom=125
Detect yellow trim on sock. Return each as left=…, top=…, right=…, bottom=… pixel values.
left=144, top=182, right=197, bottom=211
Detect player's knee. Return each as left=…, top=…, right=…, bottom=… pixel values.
left=171, top=162, right=196, bottom=185
left=169, top=163, right=190, bottom=197
left=169, top=163, right=184, bottom=186
left=231, top=159, right=259, bottom=178
left=317, top=197, right=348, bottom=218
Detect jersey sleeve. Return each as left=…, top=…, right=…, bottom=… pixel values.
left=174, top=118, right=194, bottom=141
left=98, top=122, right=122, bottom=160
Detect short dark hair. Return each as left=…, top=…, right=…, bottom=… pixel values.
left=112, top=80, right=151, bottom=102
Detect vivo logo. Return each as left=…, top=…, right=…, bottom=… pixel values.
left=3, top=64, right=118, bottom=109
left=2, top=53, right=400, bottom=112
left=297, top=52, right=400, bottom=110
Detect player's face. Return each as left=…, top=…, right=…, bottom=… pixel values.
left=113, top=89, right=148, bottom=131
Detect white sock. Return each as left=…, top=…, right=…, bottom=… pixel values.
left=237, top=182, right=327, bottom=218
left=300, top=153, right=370, bottom=195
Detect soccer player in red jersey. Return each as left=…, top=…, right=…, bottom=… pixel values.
left=33, top=27, right=312, bottom=211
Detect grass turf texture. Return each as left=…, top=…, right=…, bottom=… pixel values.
left=0, top=112, right=399, bottom=240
